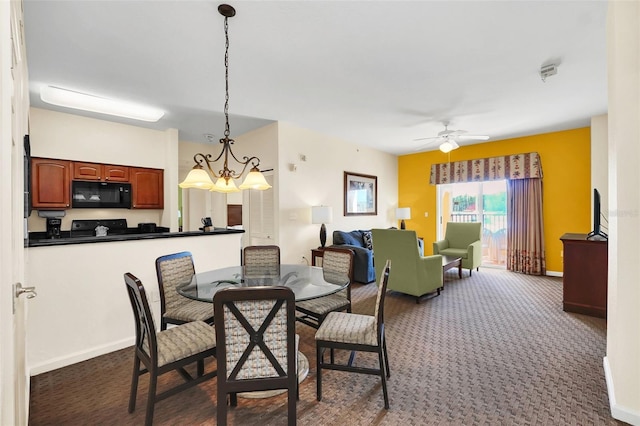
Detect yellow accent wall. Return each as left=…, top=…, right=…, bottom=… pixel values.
left=398, top=127, right=591, bottom=273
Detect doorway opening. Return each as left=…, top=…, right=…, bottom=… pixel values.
left=438, top=180, right=507, bottom=268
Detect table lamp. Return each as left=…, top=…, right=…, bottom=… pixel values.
left=311, top=206, right=333, bottom=248
left=396, top=207, right=411, bottom=230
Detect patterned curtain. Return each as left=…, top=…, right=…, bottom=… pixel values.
left=507, top=178, right=546, bottom=275
left=429, top=152, right=542, bottom=185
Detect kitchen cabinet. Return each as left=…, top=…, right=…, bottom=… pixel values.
left=72, top=162, right=129, bottom=182
left=131, top=167, right=164, bottom=209
left=31, top=158, right=71, bottom=209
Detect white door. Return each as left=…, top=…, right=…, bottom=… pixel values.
left=245, top=173, right=275, bottom=246
left=1, top=1, right=31, bottom=423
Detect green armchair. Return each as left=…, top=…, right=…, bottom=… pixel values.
left=371, top=229, right=442, bottom=303
left=433, top=222, right=482, bottom=276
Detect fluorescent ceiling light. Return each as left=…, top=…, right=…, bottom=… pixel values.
left=40, top=86, right=164, bottom=122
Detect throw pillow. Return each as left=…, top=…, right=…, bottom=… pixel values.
left=362, top=231, right=373, bottom=250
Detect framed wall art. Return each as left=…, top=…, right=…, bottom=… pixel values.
left=344, top=171, right=377, bottom=216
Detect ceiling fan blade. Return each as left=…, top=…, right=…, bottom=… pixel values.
left=456, top=134, right=490, bottom=141
left=412, top=136, right=441, bottom=142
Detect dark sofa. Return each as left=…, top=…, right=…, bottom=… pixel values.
left=330, top=230, right=376, bottom=284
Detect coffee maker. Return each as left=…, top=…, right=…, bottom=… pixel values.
left=46, top=218, right=62, bottom=239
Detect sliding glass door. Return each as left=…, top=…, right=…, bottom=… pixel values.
left=438, top=180, right=507, bottom=268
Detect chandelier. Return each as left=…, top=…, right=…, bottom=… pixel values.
left=179, top=4, right=271, bottom=193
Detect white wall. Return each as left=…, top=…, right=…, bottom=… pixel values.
left=604, top=2, right=640, bottom=424
left=276, top=121, right=398, bottom=264
left=591, top=114, right=609, bottom=225
left=26, top=233, right=242, bottom=375
left=28, top=108, right=179, bottom=232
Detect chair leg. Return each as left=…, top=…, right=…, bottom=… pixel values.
left=145, top=368, right=158, bottom=426
left=377, top=347, right=390, bottom=409
left=230, top=393, right=238, bottom=406
left=128, top=356, right=141, bottom=413
left=217, top=391, right=227, bottom=426
left=197, top=359, right=204, bottom=377
left=316, top=345, right=323, bottom=401
left=288, top=386, right=297, bottom=426
left=383, top=337, right=390, bottom=378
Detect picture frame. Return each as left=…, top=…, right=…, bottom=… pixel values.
left=344, top=171, right=377, bottom=216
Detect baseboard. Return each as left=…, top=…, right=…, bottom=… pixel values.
left=603, top=356, right=640, bottom=425
left=545, top=270, right=562, bottom=277
left=29, top=337, right=134, bottom=376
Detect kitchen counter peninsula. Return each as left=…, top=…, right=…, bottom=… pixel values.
left=26, top=228, right=243, bottom=375
left=27, top=227, right=243, bottom=247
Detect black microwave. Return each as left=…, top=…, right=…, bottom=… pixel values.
left=71, top=181, right=132, bottom=209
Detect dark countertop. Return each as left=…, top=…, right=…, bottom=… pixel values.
left=27, top=228, right=244, bottom=247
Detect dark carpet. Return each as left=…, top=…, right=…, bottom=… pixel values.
left=29, top=268, right=624, bottom=425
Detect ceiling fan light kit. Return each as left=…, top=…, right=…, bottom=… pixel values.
left=439, top=140, right=459, bottom=153
left=414, top=123, right=488, bottom=153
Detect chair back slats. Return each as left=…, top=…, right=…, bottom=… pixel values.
left=125, top=273, right=158, bottom=364
left=243, top=245, right=281, bottom=277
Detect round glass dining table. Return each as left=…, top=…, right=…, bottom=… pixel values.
left=178, top=264, right=349, bottom=302
left=177, top=264, right=349, bottom=399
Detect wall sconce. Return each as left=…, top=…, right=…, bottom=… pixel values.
left=311, top=205, right=333, bottom=248
left=396, top=207, right=411, bottom=229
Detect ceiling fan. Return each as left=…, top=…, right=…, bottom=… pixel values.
left=414, top=124, right=489, bottom=153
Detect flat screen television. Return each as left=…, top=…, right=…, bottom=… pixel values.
left=587, top=188, right=607, bottom=240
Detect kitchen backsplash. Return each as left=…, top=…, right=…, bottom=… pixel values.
left=28, top=208, right=164, bottom=232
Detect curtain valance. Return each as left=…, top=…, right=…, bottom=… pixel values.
left=429, top=152, right=543, bottom=185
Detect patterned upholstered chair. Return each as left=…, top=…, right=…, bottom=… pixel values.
left=155, top=251, right=214, bottom=330
left=243, top=245, right=281, bottom=277
left=295, top=247, right=354, bottom=329
left=124, top=273, right=217, bottom=426
left=315, top=260, right=392, bottom=409
left=213, top=286, right=297, bottom=426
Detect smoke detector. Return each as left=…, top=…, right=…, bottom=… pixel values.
left=540, top=63, right=558, bottom=82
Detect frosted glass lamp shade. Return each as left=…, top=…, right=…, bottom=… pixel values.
left=210, top=177, right=240, bottom=193
left=179, top=167, right=214, bottom=189
left=239, top=168, right=272, bottom=190
left=439, top=140, right=459, bottom=153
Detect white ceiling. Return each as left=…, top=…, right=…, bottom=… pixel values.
left=23, top=1, right=608, bottom=155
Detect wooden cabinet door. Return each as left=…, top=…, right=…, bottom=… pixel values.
left=31, top=158, right=71, bottom=209
left=103, top=164, right=129, bottom=182
left=72, top=162, right=102, bottom=181
left=131, top=167, right=164, bottom=209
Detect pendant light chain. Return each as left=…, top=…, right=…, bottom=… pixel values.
left=223, top=15, right=231, bottom=139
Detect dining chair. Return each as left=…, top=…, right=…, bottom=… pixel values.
left=155, top=251, right=214, bottom=330
left=315, top=259, right=392, bottom=409
left=243, top=245, right=281, bottom=277
left=124, top=273, right=217, bottom=426
left=213, top=286, right=297, bottom=426
left=295, top=247, right=354, bottom=329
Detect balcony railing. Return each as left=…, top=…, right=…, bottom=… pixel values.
left=450, top=212, right=507, bottom=267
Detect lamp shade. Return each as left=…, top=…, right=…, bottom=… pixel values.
left=311, top=206, right=333, bottom=224
left=238, top=169, right=272, bottom=190
left=396, top=207, right=411, bottom=220
left=210, top=177, right=239, bottom=193
left=179, top=167, right=214, bottom=189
